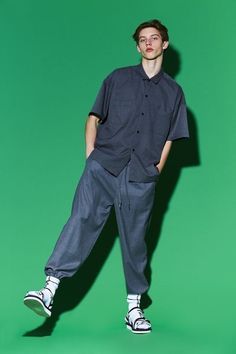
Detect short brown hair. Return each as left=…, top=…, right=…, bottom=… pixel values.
left=132, top=19, right=169, bottom=44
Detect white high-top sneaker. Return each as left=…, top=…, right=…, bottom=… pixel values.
left=24, top=276, right=60, bottom=317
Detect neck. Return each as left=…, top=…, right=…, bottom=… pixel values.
left=141, top=57, right=163, bottom=78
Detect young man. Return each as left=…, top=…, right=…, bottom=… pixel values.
left=24, top=19, right=189, bottom=334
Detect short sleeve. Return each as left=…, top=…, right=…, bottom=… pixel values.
left=167, top=88, right=190, bottom=141
left=88, top=75, right=112, bottom=122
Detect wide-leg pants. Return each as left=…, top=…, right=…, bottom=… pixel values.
left=45, top=158, right=156, bottom=294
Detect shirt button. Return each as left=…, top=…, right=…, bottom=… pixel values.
left=145, top=94, right=148, bottom=97
left=132, top=148, right=135, bottom=152
left=136, top=130, right=140, bottom=134
left=141, top=112, right=144, bottom=115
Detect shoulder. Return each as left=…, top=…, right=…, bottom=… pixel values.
left=162, top=72, right=184, bottom=95
left=104, top=65, right=136, bottom=81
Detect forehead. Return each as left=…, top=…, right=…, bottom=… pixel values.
left=139, top=27, right=161, bottom=38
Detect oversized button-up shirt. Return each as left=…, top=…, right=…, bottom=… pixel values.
left=88, top=63, right=189, bottom=182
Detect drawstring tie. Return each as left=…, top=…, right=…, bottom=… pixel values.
left=118, top=164, right=131, bottom=210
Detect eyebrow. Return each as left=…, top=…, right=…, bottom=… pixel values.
left=139, top=33, right=160, bottom=39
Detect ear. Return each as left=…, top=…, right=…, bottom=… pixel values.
left=163, top=41, right=169, bottom=50
left=136, top=44, right=141, bottom=53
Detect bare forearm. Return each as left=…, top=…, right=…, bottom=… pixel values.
left=85, top=115, right=99, bottom=158
left=156, top=140, right=172, bottom=173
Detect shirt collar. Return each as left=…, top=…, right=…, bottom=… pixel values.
left=134, top=63, right=164, bottom=84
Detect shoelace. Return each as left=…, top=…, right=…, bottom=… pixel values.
left=37, top=289, right=53, bottom=307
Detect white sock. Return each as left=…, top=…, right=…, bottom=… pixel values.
left=42, top=276, right=60, bottom=303
left=127, top=294, right=141, bottom=312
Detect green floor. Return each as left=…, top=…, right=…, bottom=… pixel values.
left=2, top=233, right=236, bottom=354
left=3, top=280, right=236, bottom=354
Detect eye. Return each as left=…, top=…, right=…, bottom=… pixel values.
left=139, top=38, right=146, bottom=44
left=152, top=36, right=159, bottom=41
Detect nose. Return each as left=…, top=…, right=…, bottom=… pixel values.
left=145, top=38, right=152, bottom=45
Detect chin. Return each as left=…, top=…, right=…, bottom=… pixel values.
left=144, top=52, right=162, bottom=61
left=144, top=55, right=158, bottom=61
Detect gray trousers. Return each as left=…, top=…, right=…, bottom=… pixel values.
left=45, top=158, right=156, bottom=294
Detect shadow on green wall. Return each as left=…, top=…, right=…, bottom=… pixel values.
left=143, top=45, right=200, bottom=309
left=23, top=45, right=200, bottom=337
left=143, top=107, right=200, bottom=308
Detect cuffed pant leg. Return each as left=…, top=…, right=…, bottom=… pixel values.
left=45, top=159, right=115, bottom=279
left=114, top=166, right=156, bottom=294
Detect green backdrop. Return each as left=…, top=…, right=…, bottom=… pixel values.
left=1, top=0, right=236, bottom=353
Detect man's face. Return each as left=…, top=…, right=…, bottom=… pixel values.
left=137, top=27, right=169, bottom=60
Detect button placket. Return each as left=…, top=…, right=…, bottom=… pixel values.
left=132, top=77, right=150, bottom=150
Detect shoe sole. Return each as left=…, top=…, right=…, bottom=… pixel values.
left=24, top=295, right=51, bottom=317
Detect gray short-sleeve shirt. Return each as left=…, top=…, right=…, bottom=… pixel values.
left=89, top=64, right=189, bottom=182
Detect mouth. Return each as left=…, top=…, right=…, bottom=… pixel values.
left=146, top=48, right=154, bottom=53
